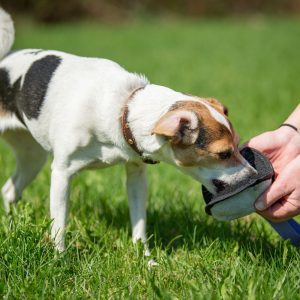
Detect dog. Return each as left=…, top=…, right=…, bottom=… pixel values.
left=0, top=8, right=256, bottom=252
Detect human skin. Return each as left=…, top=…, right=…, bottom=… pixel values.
left=246, top=104, right=300, bottom=221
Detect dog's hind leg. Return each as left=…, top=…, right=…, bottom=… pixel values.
left=1, top=129, right=48, bottom=212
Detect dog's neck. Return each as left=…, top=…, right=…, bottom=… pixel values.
left=126, top=84, right=194, bottom=162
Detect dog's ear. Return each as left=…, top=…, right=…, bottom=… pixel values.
left=152, top=110, right=199, bottom=145
left=206, top=98, right=228, bottom=116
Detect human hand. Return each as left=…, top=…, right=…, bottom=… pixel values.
left=255, top=154, right=300, bottom=221
left=245, top=105, right=300, bottom=221
left=247, top=126, right=300, bottom=176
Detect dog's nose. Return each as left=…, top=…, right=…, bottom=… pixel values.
left=212, top=179, right=228, bottom=193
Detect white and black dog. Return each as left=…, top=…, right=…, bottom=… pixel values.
left=0, top=8, right=255, bottom=252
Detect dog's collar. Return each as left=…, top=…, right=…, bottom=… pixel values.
left=121, top=86, right=159, bottom=165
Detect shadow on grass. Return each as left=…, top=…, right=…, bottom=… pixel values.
left=2, top=194, right=292, bottom=264
left=148, top=211, right=280, bottom=258
left=86, top=196, right=281, bottom=260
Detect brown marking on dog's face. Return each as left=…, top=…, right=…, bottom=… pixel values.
left=183, top=94, right=229, bottom=117
left=0, top=103, right=10, bottom=117
left=153, top=99, right=239, bottom=167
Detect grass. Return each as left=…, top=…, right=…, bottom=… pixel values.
left=1, top=16, right=300, bottom=298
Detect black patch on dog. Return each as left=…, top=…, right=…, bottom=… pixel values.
left=0, top=68, right=24, bottom=124
left=0, top=68, right=14, bottom=111
left=17, top=55, right=61, bottom=119
left=0, top=55, right=61, bottom=122
left=196, top=125, right=208, bottom=149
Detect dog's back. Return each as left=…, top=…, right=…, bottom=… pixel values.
left=1, top=49, right=121, bottom=147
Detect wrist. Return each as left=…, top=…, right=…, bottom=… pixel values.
left=276, top=125, right=300, bottom=144
left=276, top=123, right=300, bottom=155
left=284, top=104, right=300, bottom=130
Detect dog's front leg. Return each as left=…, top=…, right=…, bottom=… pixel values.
left=125, top=163, right=150, bottom=255
left=50, top=167, right=71, bottom=252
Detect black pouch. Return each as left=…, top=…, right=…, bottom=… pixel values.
left=202, top=147, right=274, bottom=220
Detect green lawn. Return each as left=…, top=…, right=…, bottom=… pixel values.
left=1, top=16, right=300, bottom=299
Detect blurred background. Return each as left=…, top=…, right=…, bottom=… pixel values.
left=2, top=0, right=300, bottom=22
left=1, top=2, right=300, bottom=298
left=1, top=0, right=300, bottom=142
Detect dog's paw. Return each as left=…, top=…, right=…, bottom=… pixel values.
left=144, top=246, right=151, bottom=257
left=147, top=259, right=159, bottom=268
left=53, top=241, right=66, bottom=253
left=1, top=178, right=19, bottom=213
left=51, top=232, right=66, bottom=253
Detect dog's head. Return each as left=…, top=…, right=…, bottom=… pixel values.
left=152, top=98, right=256, bottom=194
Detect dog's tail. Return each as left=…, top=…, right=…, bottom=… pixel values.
left=0, top=7, right=14, bottom=61
left=0, top=8, right=24, bottom=133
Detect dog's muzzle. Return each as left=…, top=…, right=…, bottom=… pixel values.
left=202, top=147, right=300, bottom=247
left=202, top=147, right=274, bottom=221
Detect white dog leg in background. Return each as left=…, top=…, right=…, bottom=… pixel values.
left=126, top=163, right=150, bottom=255
left=1, top=129, right=47, bottom=212
left=50, top=166, right=71, bottom=252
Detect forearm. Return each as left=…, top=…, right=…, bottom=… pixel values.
left=284, top=104, right=300, bottom=130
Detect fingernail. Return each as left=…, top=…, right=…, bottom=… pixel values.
left=255, top=199, right=266, bottom=211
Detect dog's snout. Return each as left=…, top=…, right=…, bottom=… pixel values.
left=212, top=179, right=228, bottom=193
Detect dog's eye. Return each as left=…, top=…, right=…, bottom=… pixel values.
left=218, top=150, right=232, bottom=160
left=223, top=106, right=228, bottom=116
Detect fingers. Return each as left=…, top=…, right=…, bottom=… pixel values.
left=255, top=157, right=300, bottom=221
left=255, top=175, right=293, bottom=211
left=258, top=197, right=300, bottom=222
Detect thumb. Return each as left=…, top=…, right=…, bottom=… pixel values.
left=255, top=174, right=293, bottom=211
left=258, top=195, right=300, bottom=221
